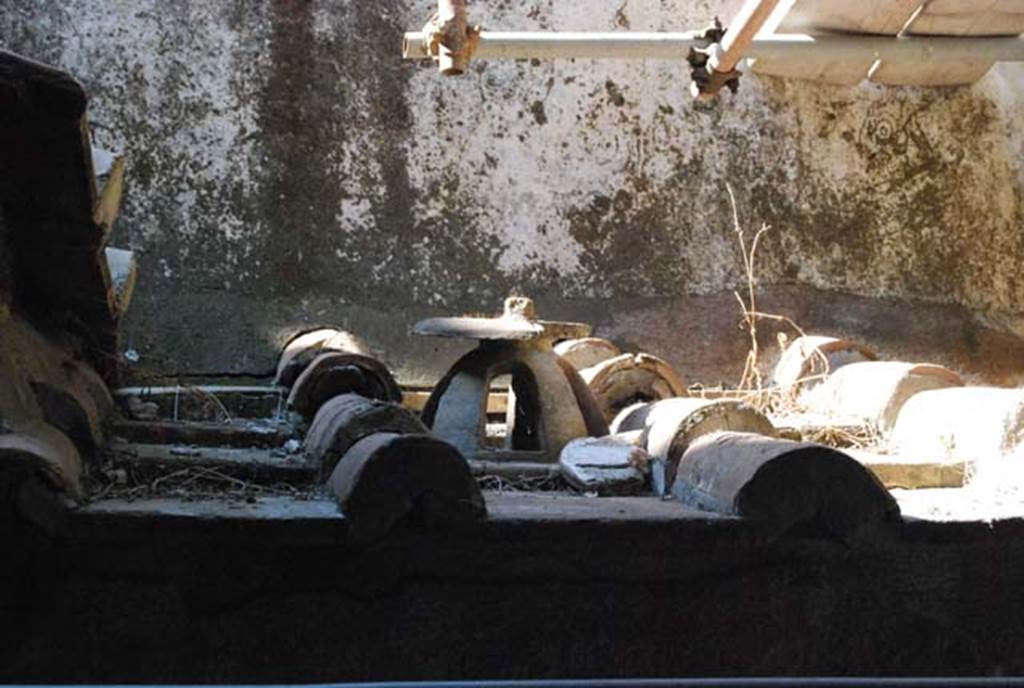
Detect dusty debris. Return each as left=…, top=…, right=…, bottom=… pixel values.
left=110, top=418, right=292, bottom=448
left=107, top=437, right=311, bottom=471
left=558, top=433, right=649, bottom=496
left=788, top=418, right=882, bottom=450
left=467, top=457, right=560, bottom=481
left=125, top=395, right=160, bottom=420
left=475, top=472, right=569, bottom=493
left=114, top=385, right=286, bottom=423
left=87, top=462, right=320, bottom=503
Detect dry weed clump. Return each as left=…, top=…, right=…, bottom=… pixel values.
left=87, top=461, right=319, bottom=503
left=476, top=473, right=569, bottom=493
left=725, top=185, right=826, bottom=408
left=723, top=186, right=889, bottom=453
left=115, top=358, right=277, bottom=423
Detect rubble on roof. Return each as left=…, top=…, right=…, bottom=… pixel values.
left=558, top=432, right=649, bottom=496
left=4, top=49, right=1024, bottom=543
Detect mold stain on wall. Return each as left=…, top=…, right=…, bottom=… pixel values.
left=1, top=0, right=1022, bottom=382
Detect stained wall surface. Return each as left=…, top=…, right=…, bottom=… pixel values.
left=2, top=1, right=1022, bottom=385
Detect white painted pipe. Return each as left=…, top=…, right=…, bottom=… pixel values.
left=403, top=31, right=1024, bottom=64
left=712, top=0, right=783, bottom=74
left=114, top=385, right=287, bottom=396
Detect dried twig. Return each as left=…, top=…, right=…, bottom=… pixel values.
left=802, top=423, right=883, bottom=450
left=727, top=185, right=770, bottom=394
left=725, top=186, right=832, bottom=413
left=476, top=473, right=568, bottom=493
left=87, top=463, right=319, bottom=502
left=181, top=385, right=233, bottom=423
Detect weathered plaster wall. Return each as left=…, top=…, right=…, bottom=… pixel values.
left=2, top=1, right=1023, bottom=385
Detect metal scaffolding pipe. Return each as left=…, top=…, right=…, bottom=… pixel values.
left=402, top=31, right=1024, bottom=64
left=436, top=0, right=469, bottom=75
left=712, top=0, right=783, bottom=74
